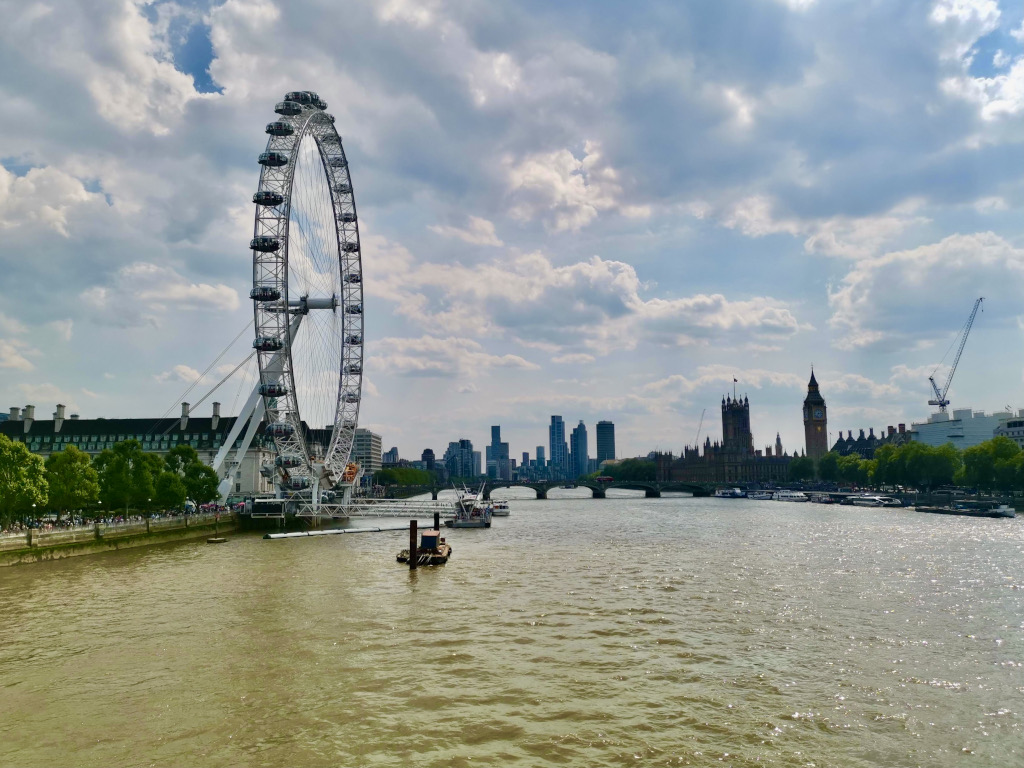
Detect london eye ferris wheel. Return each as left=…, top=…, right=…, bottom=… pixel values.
left=249, top=90, right=364, bottom=496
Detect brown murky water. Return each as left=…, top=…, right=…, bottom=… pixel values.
left=1, top=491, right=1022, bottom=767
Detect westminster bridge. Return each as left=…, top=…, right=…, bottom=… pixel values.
left=383, top=480, right=713, bottom=500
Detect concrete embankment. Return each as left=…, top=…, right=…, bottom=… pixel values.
left=0, top=513, right=239, bottom=567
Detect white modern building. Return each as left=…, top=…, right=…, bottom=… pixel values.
left=909, top=408, right=1013, bottom=449
left=993, top=411, right=1024, bottom=449
left=352, top=428, right=382, bottom=476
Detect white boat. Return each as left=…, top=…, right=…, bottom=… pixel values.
left=714, top=487, right=746, bottom=498
left=445, top=485, right=492, bottom=528
left=747, top=491, right=773, bottom=500
left=809, top=493, right=834, bottom=504
left=850, top=495, right=901, bottom=507
left=772, top=490, right=809, bottom=502
left=490, top=500, right=510, bottom=517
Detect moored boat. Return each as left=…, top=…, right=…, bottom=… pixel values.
left=490, top=500, right=510, bottom=517
left=747, top=491, right=773, bottom=500
left=397, top=528, right=452, bottom=565
left=772, top=490, right=809, bottom=502
left=850, top=495, right=902, bottom=507
left=445, top=485, right=492, bottom=528
left=809, top=493, right=834, bottom=504
left=714, top=487, right=746, bottom=498
left=914, top=502, right=1015, bottom=519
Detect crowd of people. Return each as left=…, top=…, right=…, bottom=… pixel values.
left=0, top=504, right=240, bottom=537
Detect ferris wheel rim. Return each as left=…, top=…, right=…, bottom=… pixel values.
left=249, top=90, right=364, bottom=491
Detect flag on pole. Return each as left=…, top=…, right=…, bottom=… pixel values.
left=733, top=377, right=738, bottom=383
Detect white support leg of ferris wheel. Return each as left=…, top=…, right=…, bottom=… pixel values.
left=214, top=389, right=266, bottom=500
left=214, top=313, right=303, bottom=500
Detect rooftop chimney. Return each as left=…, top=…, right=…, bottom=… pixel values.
left=23, top=405, right=35, bottom=433
left=180, top=402, right=190, bottom=432
left=70, top=414, right=79, bottom=420
left=8, top=407, right=20, bottom=421
left=54, top=403, right=66, bottom=433
left=212, top=401, right=221, bottom=430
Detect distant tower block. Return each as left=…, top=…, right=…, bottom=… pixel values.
left=803, top=370, right=828, bottom=461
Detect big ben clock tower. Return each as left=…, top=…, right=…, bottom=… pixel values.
left=803, top=369, right=828, bottom=461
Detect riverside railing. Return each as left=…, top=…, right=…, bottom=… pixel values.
left=0, top=513, right=231, bottom=551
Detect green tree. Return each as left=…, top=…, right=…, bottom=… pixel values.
left=184, top=463, right=220, bottom=503
left=962, top=436, right=1019, bottom=491
left=837, top=454, right=864, bottom=485
left=872, top=444, right=896, bottom=487
left=601, top=459, right=656, bottom=481
left=376, top=467, right=433, bottom=485
left=94, top=440, right=156, bottom=514
left=0, top=434, right=48, bottom=527
left=44, top=445, right=100, bottom=517
left=164, top=444, right=219, bottom=503
left=788, top=455, right=815, bottom=481
left=154, top=471, right=187, bottom=509
left=817, top=451, right=840, bottom=482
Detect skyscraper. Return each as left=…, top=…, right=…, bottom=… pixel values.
left=569, top=420, right=588, bottom=478
left=443, top=438, right=476, bottom=479
left=596, top=420, right=616, bottom=463
left=536, top=445, right=545, bottom=466
left=486, top=425, right=511, bottom=480
left=549, top=416, right=567, bottom=478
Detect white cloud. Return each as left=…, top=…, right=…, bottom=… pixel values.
left=829, top=232, right=1024, bottom=349
left=941, top=58, right=1024, bottom=120
left=643, top=365, right=806, bottom=396
left=0, top=339, right=35, bottom=372
left=721, top=195, right=929, bottom=259
left=0, top=164, right=105, bottom=237
left=81, top=262, right=239, bottom=327
left=428, top=216, right=503, bottom=246
left=0, top=312, right=28, bottom=336
left=552, top=353, right=596, bottom=364
left=369, top=336, right=539, bottom=379
left=506, top=141, right=649, bottom=232
left=367, top=243, right=802, bottom=354
left=155, top=364, right=203, bottom=384
left=48, top=319, right=73, bottom=342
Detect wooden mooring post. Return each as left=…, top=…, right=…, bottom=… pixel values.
left=409, top=519, right=418, bottom=570
left=433, top=511, right=440, bottom=530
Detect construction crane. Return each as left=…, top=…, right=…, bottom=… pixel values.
left=928, top=297, right=984, bottom=413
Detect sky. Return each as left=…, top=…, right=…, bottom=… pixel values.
left=0, top=0, right=1022, bottom=463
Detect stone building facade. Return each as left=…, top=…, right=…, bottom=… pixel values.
left=660, top=394, right=791, bottom=485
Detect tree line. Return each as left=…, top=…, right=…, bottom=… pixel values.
left=0, top=436, right=220, bottom=527
left=789, top=436, right=1024, bottom=492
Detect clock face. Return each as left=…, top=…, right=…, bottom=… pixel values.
left=813, top=408, right=824, bottom=419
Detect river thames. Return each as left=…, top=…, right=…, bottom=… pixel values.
left=1, top=491, right=1021, bottom=767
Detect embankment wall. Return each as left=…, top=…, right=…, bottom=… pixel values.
left=0, top=513, right=238, bottom=567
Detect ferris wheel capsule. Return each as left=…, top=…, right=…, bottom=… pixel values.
left=265, top=121, right=294, bottom=136
left=275, top=101, right=301, bottom=116
left=253, top=191, right=284, bottom=206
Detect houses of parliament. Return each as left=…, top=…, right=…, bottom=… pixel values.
left=657, top=372, right=826, bottom=484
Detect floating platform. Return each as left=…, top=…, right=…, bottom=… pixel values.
left=914, top=505, right=1015, bottom=519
